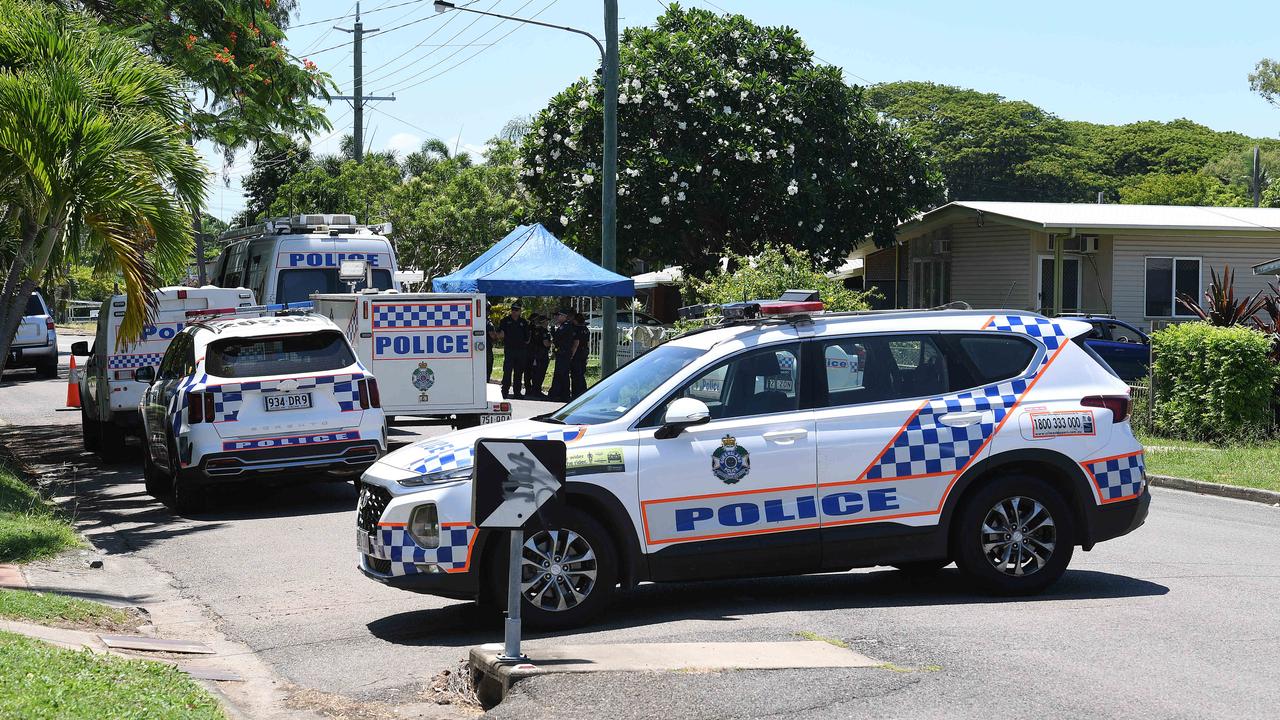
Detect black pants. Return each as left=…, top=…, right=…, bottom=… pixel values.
left=570, top=356, right=588, bottom=399
left=486, top=347, right=494, bottom=382
left=502, top=350, right=526, bottom=396
left=526, top=353, right=549, bottom=395
left=549, top=354, right=572, bottom=400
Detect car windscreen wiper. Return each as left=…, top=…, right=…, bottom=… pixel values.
left=531, top=413, right=566, bottom=424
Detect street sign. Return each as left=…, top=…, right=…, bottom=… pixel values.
left=473, top=438, right=567, bottom=663
left=473, top=439, right=566, bottom=530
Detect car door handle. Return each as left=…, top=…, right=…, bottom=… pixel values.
left=763, top=429, right=808, bottom=442
left=939, top=411, right=985, bottom=427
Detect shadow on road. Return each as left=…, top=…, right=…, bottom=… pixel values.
left=366, top=566, right=1169, bottom=648
left=0, top=423, right=360, bottom=554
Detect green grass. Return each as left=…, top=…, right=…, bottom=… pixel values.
left=793, top=630, right=849, bottom=648
left=0, top=631, right=224, bottom=719
left=0, top=589, right=136, bottom=631
left=0, top=461, right=82, bottom=564
left=1138, top=433, right=1280, bottom=492
left=489, top=348, right=602, bottom=392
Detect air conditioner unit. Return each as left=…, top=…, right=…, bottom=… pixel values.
left=1047, top=234, right=1100, bottom=254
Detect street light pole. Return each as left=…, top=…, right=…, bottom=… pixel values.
left=433, top=0, right=619, bottom=375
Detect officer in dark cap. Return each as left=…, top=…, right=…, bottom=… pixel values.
left=548, top=308, right=576, bottom=401
left=570, top=312, right=590, bottom=399
left=497, top=301, right=530, bottom=398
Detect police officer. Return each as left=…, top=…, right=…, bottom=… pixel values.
left=570, top=312, right=590, bottom=399
left=548, top=309, right=576, bottom=402
left=497, top=301, right=530, bottom=398
left=525, top=313, right=551, bottom=398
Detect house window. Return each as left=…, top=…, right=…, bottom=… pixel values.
left=1145, top=257, right=1201, bottom=317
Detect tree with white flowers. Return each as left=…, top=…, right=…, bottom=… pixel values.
left=519, top=5, right=939, bottom=273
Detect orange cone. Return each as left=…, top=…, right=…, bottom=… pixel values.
left=66, top=355, right=81, bottom=408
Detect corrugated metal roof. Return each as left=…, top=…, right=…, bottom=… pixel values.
left=913, top=201, right=1280, bottom=233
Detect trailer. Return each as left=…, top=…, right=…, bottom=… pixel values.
left=312, top=291, right=510, bottom=428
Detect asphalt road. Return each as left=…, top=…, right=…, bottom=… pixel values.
left=4, top=337, right=1279, bottom=719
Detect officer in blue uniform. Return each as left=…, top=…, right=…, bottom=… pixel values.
left=497, top=301, right=530, bottom=398
left=570, top=312, right=590, bottom=399
left=548, top=309, right=576, bottom=402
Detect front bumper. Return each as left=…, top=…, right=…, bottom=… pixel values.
left=190, top=438, right=383, bottom=482
left=358, top=553, right=481, bottom=600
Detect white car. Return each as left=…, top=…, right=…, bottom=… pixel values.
left=356, top=300, right=1148, bottom=628
left=137, top=307, right=387, bottom=513
left=9, top=290, right=58, bottom=378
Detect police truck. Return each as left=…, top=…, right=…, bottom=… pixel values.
left=211, top=214, right=399, bottom=304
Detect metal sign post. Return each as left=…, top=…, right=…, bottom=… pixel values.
left=473, top=439, right=566, bottom=663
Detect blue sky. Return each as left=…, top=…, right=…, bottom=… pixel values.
left=207, top=0, right=1280, bottom=220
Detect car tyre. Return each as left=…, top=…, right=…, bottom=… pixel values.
left=81, top=405, right=100, bottom=453
left=488, top=505, right=617, bottom=630
left=97, top=419, right=127, bottom=464
left=141, top=437, right=170, bottom=499
left=37, top=357, right=57, bottom=379
left=954, top=473, right=1075, bottom=596
left=163, top=437, right=206, bottom=515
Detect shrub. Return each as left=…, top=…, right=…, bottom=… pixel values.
left=1150, top=322, right=1279, bottom=441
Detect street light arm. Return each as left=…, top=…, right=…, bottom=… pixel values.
left=434, top=1, right=604, bottom=61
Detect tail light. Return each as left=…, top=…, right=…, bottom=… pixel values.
left=188, top=392, right=214, bottom=424
left=1082, top=395, right=1130, bottom=423
left=45, top=318, right=55, bottom=331
left=366, top=377, right=381, bottom=408
left=358, top=379, right=370, bottom=410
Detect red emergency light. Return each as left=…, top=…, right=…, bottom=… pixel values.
left=758, top=301, right=825, bottom=315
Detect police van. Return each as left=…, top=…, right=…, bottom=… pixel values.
left=211, top=214, right=399, bottom=305
left=134, top=304, right=387, bottom=512
left=72, top=286, right=256, bottom=462
left=354, top=298, right=1149, bottom=628
left=312, top=291, right=511, bottom=427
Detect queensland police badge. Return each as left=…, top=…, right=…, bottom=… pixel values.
left=711, top=434, right=750, bottom=484
left=412, top=362, right=435, bottom=402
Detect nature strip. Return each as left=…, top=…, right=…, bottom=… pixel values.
left=1147, top=474, right=1280, bottom=506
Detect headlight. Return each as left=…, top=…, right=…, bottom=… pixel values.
left=408, top=504, right=440, bottom=548
left=397, top=465, right=472, bottom=487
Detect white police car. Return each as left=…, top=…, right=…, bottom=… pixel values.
left=356, top=301, right=1148, bottom=628
left=137, top=305, right=387, bottom=513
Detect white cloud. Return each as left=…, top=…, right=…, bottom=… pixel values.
left=385, top=132, right=422, bottom=157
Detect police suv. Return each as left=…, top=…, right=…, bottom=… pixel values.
left=355, top=300, right=1149, bottom=628
left=136, top=304, right=387, bottom=512
left=211, top=214, right=399, bottom=305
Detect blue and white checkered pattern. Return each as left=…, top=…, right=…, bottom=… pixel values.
left=370, top=525, right=475, bottom=576
left=863, top=315, right=1071, bottom=481
left=1086, top=453, right=1145, bottom=501
left=777, top=353, right=797, bottom=371
left=373, top=303, right=471, bottom=329
left=108, top=353, right=164, bottom=369
left=201, top=373, right=368, bottom=422
left=405, top=426, right=586, bottom=475
left=866, top=378, right=1025, bottom=479
left=986, top=314, right=1069, bottom=352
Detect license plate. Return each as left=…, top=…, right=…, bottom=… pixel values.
left=356, top=530, right=374, bottom=555
left=266, top=392, right=312, bottom=412
left=480, top=413, right=512, bottom=425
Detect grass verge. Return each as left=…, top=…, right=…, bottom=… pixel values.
left=0, top=589, right=142, bottom=632
left=490, top=347, right=601, bottom=392
left=0, top=460, right=81, bottom=564
left=0, top=631, right=224, bottom=719
left=1138, top=434, right=1280, bottom=493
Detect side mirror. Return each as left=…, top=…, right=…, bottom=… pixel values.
left=70, top=341, right=89, bottom=356
left=134, top=366, right=156, bottom=384
left=654, top=397, right=711, bottom=440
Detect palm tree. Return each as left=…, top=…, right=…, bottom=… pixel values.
left=0, top=0, right=205, bottom=375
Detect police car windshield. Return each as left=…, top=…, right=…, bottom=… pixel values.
left=206, top=331, right=356, bottom=378
left=277, top=269, right=393, bottom=304
left=550, top=345, right=703, bottom=425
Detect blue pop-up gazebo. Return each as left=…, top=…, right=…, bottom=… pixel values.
left=432, top=223, right=633, bottom=297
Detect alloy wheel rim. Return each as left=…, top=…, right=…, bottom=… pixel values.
left=519, top=528, right=598, bottom=612
left=980, top=495, right=1056, bottom=577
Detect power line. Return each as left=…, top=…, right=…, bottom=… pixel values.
left=289, top=0, right=434, bottom=29
left=385, top=0, right=553, bottom=95
left=361, top=0, right=500, bottom=87
left=305, top=3, right=472, bottom=57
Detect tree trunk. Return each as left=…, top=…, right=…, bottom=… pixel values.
left=0, top=215, right=42, bottom=378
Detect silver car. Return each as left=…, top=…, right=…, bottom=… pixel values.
left=9, top=290, right=58, bottom=378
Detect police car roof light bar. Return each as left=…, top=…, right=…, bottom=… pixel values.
left=185, top=301, right=314, bottom=319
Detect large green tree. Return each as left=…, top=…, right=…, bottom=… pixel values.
left=0, top=0, right=205, bottom=372
left=520, top=6, right=938, bottom=273
left=234, top=138, right=311, bottom=225
left=267, top=146, right=403, bottom=222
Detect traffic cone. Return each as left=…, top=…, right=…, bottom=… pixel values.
left=66, top=355, right=81, bottom=408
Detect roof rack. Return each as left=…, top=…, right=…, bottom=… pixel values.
left=217, top=215, right=392, bottom=244
left=186, top=301, right=315, bottom=331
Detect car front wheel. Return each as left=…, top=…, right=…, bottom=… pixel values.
left=489, top=506, right=617, bottom=630
left=954, top=474, right=1075, bottom=596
